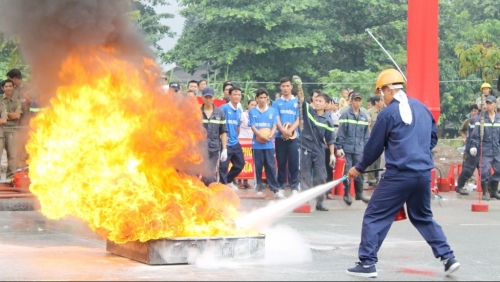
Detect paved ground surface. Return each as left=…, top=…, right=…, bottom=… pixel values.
left=0, top=188, right=499, bottom=281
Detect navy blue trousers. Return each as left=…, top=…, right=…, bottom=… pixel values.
left=253, top=149, right=279, bottom=192
left=275, top=138, right=299, bottom=190
left=300, top=149, right=326, bottom=204
left=479, top=155, right=500, bottom=182
left=359, top=170, right=454, bottom=265
left=458, top=151, right=479, bottom=182
left=219, top=143, right=245, bottom=184
left=202, top=151, right=219, bottom=186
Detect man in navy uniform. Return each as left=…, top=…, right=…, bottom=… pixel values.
left=336, top=92, right=370, bottom=204
left=294, top=75, right=336, bottom=211
left=345, top=69, right=460, bottom=278
left=469, top=95, right=500, bottom=201
left=200, top=87, right=228, bottom=185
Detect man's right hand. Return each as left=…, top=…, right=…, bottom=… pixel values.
left=281, top=129, right=291, bottom=139
left=292, top=75, right=302, bottom=85
left=259, top=133, right=271, bottom=142
left=336, top=149, right=345, bottom=158
left=470, top=147, right=477, bottom=156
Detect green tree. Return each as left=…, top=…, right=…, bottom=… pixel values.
left=438, top=0, right=500, bottom=132
left=318, top=69, right=378, bottom=101
left=166, top=0, right=333, bottom=85
left=455, top=19, right=500, bottom=83
left=167, top=0, right=408, bottom=86
left=314, top=0, right=408, bottom=74
left=130, top=0, right=175, bottom=55
left=0, top=33, right=26, bottom=77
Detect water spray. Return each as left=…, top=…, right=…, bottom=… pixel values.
left=235, top=176, right=347, bottom=232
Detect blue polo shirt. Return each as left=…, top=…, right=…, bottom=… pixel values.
left=249, top=106, right=277, bottom=149
left=272, top=96, right=300, bottom=138
left=220, top=103, right=242, bottom=146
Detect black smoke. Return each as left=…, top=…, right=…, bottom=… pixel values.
left=0, top=0, right=156, bottom=101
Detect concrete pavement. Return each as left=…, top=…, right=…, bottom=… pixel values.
left=0, top=190, right=499, bottom=281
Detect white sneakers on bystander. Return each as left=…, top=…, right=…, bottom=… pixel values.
left=274, top=190, right=286, bottom=199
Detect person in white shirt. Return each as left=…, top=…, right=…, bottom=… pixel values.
left=237, top=99, right=257, bottom=188
left=239, top=99, right=257, bottom=138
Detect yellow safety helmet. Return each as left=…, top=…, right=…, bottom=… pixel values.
left=374, top=69, right=406, bottom=94
left=480, top=83, right=492, bottom=91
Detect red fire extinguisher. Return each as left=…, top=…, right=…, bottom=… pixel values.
left=332, top=156, right=346, bottom=195
left=13, top=171, right=31, bottom=188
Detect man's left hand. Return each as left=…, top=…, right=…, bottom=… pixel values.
left=347, top=167, right=361, bottom=178
left=329, top=154, right=336, bottom=168
left=220, top=149, right=228, bottom=162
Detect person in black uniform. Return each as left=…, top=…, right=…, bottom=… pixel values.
left=294, top=76, right=336, bottom=211
left=200, top=87, right=228, bottom=185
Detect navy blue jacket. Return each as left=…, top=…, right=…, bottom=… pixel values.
left=201, top=105, right=228, bottom=153
left=335, top=107, right=370, bottom=154
left=355, top=98, right=438, bottom=177
left=464, top=115, right=479, bottom=151
left=301, top=102, right=336, bottom=154
left=470, top=112, right=500, bottom=157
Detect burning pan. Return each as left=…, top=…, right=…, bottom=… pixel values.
left=106, top=235, right=265, bottom=265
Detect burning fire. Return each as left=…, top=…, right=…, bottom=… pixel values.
left=27, top=48, right=244, bottom=243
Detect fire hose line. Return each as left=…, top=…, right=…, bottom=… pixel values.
left=0, top=193, right=33, bottom=198
left=0, top=187, right=30, bottom=193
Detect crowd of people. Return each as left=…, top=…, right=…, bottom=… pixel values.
left=1, top=66, right=464, bottom=277
left=456, top=82, right=500, bottom=200
left=169, top=75, right=391, bottom=211
left=178, top=70, right=461, bottom=277
left=0, top=69, right=38, bottom=183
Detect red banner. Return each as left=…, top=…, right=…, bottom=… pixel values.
left=229, top=138, right=276, bottom=180
left=197, top=97, right=226, bottom=108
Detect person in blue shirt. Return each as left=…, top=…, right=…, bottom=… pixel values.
left=249, top=88, right=285, bottom=199
left=272, top=77, right=300, bottom=194
left=219, top=86, right=245, bottom=189
left=345, top=69, right=459, bottom=278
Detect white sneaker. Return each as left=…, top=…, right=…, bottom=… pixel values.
left=256, top=191, right=263, bottom=195
left=274, top=190, right=286, bottom=199
left=292, top=190, right=299, bottom=195
left=227, top=183, right=239, bottom=190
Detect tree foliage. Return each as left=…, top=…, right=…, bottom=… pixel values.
left=455, top=19, right=500, bottom=82
left=0, top=33, right=25, bottom=77
left=438, top=0, right=500, bottom=130
left=318, top=69, right=378, bottom=102
left=167, top=0, right=407, bottom=86
left=166, top=0, right=333, bottom=84
left=130, top=0, right=175, bottom=54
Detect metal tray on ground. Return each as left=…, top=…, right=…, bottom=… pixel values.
left=106, top=234, right=265, bottom=265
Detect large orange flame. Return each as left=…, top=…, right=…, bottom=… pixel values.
left=27, top=49, right=244, bottom=243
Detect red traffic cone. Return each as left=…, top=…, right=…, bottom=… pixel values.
left=293, top=202, right=311, bottom=213
left=333, top=157, right=346, bottom=195
left=448, top=163, right=455, bottom=191
left=394, top=206, right=407, bottom=221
